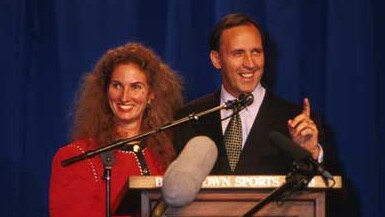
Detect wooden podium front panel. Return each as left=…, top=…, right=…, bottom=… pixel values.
left=131, top=176, right=339, bottom=217
left=142, top=189, right=325, bottom=217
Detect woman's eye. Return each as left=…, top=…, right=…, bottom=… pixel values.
left=131, top=84, right=143, bottom=90
left=110, top=82, right=121, bottom=89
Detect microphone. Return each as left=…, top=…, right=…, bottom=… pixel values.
left=161, top=136, right=218, bottom=207
left=100, top=151, right=115, bottom=167
left=268, top=131, right=334, bottom=182
left=225, top=92, right=254, bottom=109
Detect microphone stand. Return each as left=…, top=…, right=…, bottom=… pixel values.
left=101, top=151, right=115, bottom=217
left=242, top=161, right=315, bottom=217
left=104, top=167, right=111, bottom=217
left=61, top=102, right=231, bottom=167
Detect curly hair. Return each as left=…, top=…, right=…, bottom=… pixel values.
left=71, top=42, right=183, bottom=167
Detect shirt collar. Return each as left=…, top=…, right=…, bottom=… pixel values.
left=220, top=83, right=265, bottom=112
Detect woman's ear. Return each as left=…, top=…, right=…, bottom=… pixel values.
left=148, top=92, right=155, bottom=104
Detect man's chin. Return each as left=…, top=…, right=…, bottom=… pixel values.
left=224, top=83, right=258, bottom=96
left=237, top=86, right=257, bottom=94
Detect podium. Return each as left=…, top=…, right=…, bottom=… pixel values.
left=129, top=175, right=342, bottom=217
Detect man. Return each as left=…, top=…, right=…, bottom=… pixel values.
left=174, top=13, right=324, bottom=175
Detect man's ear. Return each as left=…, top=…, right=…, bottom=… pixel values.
left=210, top=50, right=222, bottom=70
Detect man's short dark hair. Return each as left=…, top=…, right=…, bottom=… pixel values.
left=209, top=13, right=264, bottom=51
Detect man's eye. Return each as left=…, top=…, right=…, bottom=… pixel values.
left=233, top=51, right=243, bottom=57
left=252, top=49, right=263, bottom=55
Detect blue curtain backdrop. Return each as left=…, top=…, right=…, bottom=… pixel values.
left=1, top=0, right=384, bottom=216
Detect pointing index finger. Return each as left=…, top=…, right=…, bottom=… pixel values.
left=303, top=98, right=311, bottom=117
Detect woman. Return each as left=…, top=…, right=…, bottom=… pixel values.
left=49, top=43, right=183, bottom=217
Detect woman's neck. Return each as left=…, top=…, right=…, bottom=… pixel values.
left=115, top=122, right=141, bottom=139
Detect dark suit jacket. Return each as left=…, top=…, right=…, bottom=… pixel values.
left=174, top=89, right=316, bottom=175
left=173, top=90, right=347, bottom=216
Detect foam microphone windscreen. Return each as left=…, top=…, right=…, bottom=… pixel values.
left=268, top=131, right=311, bottom=160
left=161, top=136, right=217, bottom=207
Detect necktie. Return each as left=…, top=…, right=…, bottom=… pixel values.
left=224, top=110, right=242, bottom=171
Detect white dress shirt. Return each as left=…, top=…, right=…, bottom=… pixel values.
left=220, top=84, right=266, bottom=148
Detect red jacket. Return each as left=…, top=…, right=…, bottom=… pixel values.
left=49, top=138, right=164, bottom=217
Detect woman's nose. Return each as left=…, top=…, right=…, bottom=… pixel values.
left=120, top=87, right=131, bottom=102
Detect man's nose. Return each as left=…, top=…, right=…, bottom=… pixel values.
left=243, top=53, right=256, bottom=69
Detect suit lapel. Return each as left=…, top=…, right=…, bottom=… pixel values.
left=235, top=91, right=273, bottom=172
left=243, top=91, right=272, bottom=152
